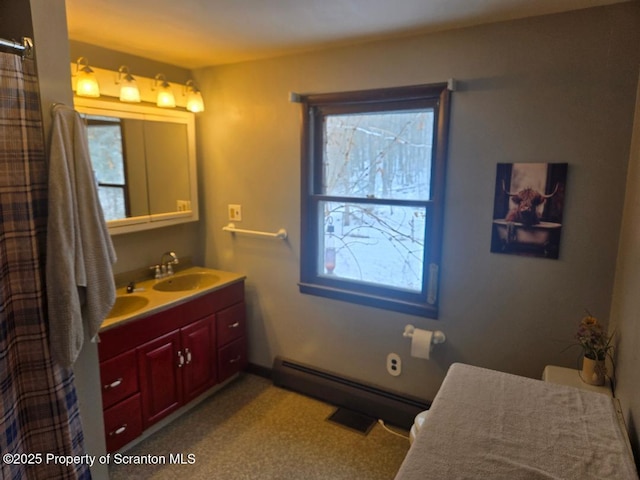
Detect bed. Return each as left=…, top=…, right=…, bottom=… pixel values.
left=394, top=363, right=638, bottom=479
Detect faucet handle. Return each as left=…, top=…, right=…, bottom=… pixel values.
left=150, top=264, right=161, bottom=279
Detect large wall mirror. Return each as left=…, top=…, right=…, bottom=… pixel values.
left=74, top=97, right=198, bottom=235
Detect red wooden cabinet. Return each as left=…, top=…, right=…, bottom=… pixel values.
left=216, top=302, right=248, bottom=382
left=138, top=315, right=218, bottom=428
left=216, top=302, right=246, bottom=346
left=103, top=394, right=143, bottom=453
left=100, top=350, right=138, bottom=409
left=218, top=338, right=248, bottom=383
left=181, top=315, right=217, bottom=402
left=137, top=330, right=184, bottom=428
left=100, top=350, right=143, bottom=452
left=98, top=280, right=245, bottom=452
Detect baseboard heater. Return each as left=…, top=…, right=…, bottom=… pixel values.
left=272, top=356, right=430, bottom=430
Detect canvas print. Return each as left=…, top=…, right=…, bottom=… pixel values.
left=491, top=163, right=567, bottom=259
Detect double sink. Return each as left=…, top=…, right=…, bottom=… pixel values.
left=103, top=267, right=245, bottom=331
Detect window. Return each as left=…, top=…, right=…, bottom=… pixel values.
left=299, top=83, right=451, bottom=317
left=84, top=116, right=130, bottom=221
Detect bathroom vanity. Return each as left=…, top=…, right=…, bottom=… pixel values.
left=97, top=268, right=247, bottom=452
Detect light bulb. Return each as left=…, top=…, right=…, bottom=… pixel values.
left=186, top=90, right=204, bottom=113
left=76, top=69, right=100, bottom=97
left=156, top=86, right=176, bottom=108
left=118, top=66, right=141, bottom=103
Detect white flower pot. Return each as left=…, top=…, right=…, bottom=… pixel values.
left=581, top=356, right=606, bottom=386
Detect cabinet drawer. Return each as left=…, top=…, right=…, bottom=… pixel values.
left=103, top=393, right=142, bottom=453
left=218, top=337, right=247, bottom=383
left=216, top=302, right=246, bottom=347
left=100, top=350, right=138, bottom=409
left=181, top=293, right=215, bottom=322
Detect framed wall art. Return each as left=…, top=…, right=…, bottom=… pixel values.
left=490, top=163, right=567, bottom=259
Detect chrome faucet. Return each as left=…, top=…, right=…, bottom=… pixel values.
left=160, top=251, right=179, bottom=276
left=150, top=251, right=179, bottom=279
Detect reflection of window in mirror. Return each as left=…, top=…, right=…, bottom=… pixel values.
left=84, top=116, right=129, bottom=221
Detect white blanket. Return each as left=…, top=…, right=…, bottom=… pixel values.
left=395, top=363, right=638, bottom=479
left=47, top=104, right=116, bottom=367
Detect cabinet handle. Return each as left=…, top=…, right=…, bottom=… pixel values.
left=177, top=350, right=185, bottom=368
left=103, top=378, right=123, bottom=390
left=185, top=348, right=192, bottom=364
left=228, top=322, right=240, bottom=329
left=229, top=355, right=242, bottom=364
left=109, top=424, right=127, bottom=436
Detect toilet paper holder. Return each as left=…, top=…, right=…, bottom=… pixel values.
left=403, top=324, right=446, bottom=345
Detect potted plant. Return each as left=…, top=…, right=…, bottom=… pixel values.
left=574, top=314, right=614, bottom=386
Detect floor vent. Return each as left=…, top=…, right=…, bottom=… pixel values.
left=272, top=356, right=429, bottom=430
left=327, top=407, right=376, bottom=435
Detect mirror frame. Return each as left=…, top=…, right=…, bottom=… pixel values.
left=74, top=97, right=199, bottom=235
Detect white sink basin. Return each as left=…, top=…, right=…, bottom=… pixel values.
left=152, top=272, right=220, bottom=292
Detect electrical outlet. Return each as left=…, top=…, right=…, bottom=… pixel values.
left=386, top=353, right=401, bottom=376
left=228, top=204, right=242, bottom=221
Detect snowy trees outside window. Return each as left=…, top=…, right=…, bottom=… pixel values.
left=84, top=115, right=129, bottom=221
left=300, top=84, right=451, bottom=318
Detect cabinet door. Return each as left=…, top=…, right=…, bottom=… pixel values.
left=137, top=330, right=183, bottom=428
left=181, top=315, right=217, bottom=403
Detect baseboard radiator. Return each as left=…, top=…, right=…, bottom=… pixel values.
left=272, top=356, right=430, bottom=430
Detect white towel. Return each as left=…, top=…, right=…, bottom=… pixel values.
left=47, top=104, right=116, bottom=367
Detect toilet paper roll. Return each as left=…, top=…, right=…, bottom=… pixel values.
left=411, top=328, right=433, bottom=360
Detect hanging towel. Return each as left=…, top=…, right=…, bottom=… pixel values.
left=47, top=103, right=117, bottom=367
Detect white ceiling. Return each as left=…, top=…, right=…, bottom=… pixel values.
left=65, top=0, right=631, bottom=69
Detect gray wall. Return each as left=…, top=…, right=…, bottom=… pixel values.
left=195, top=3, right=640, bottom=401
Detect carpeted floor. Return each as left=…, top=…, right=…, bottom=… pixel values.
left=109, top=373, right=410, bottom=480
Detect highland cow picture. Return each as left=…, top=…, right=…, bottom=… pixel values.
left=491, top=163, right=567, bottom=259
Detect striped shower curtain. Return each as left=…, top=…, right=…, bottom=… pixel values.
left=0, top=53, right=90, bottom=479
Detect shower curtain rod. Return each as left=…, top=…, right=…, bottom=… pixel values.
left=0, top=37, right=33, bottom=57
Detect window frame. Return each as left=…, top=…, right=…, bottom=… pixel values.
left=85, top=117, right=131, bottom=219
left=299, top=83, right=451, bottom=318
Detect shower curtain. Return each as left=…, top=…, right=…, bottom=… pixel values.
left=0, top=53, right=90, bottom=479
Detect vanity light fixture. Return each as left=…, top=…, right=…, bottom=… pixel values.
left=74, top=57, right=100, bottom=97
left=185, top=80, right=205, bottom=113
left=116, top=65, right=141, bottom=103
left=153, top=74, right=176, bottom=108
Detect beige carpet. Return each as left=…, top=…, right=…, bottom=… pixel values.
left=109, top=373, right=410, bottom=480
